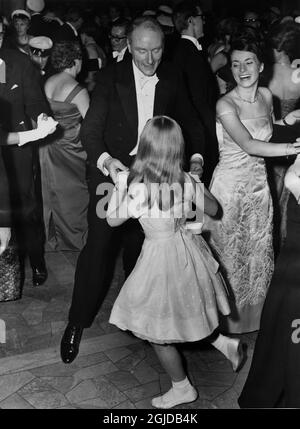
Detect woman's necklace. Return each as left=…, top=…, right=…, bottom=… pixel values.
left=235, top=88, right=259, bottom=104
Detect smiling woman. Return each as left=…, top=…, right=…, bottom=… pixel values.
left=204, top=28, right=300, bottom=334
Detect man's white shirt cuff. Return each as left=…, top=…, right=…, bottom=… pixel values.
left=97, top=152, right=111, bottom=176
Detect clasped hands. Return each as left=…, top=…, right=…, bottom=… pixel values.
left=18, top=113, right=58, bottom=146
left=284, top=109, right=300, bottom=126
left=104, top=157, right=203, bottom=184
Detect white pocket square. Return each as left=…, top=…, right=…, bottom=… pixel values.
left=11, top=84, right=18, bottom=90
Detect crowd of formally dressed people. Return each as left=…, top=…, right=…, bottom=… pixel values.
left=1, top=0, right=300, bottom=408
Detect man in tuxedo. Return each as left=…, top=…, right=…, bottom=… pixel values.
left=0, top=149, right=11, bottom=256
left=26, top=0, right=53, bottom=38
left=0, top=17, right=50, bottom=286
left=109, top=18, right=130, bottom=63
left=54, top=7, right=83, bottom=43
left=61, top=16, right=206, bottom=364
left=173, top=1, right=219, bottom=185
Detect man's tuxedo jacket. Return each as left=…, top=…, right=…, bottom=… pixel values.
left=0, top=48, right=49, bottom=132
left=81, top=56, right=205, bottom=170
left=0, top=150, right=11, bottom=226
left=173, top=38, right=219, bottom=181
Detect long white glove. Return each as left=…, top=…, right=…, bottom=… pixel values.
left=18, top=114, right=58, bottom=146
left=284, top=154, right=300, bottom=203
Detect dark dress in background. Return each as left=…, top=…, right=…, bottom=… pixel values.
left=40, top=84, right=89, bottom=251
left=239, top=193, right=300, bottom=408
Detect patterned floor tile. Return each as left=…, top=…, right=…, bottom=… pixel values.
left=113, top=399, right=137, bottom=409
left=77, top=397, right=111, bottom=409
left=191, top=370, right=237, bottom=387
left=66, top=380, right=99, bottom=404
left=211, top=388, right=240, bottom=409
left=73, top=361, right=118, bottom=383
left=0, top=372, right=35, bottom=402
left=0, top=393, right=34, bottom=409
left=104, top=347, right=132, bottom=363
left=17, top=377, right=55, bottom=395
left=92, top=375, right=127, bottom=407
left=123, top=381, right=161, bottom=403
left=105, top=370, right=140, bottom=391
left=131, top=361, right=159, bottom=384
left=21, top=390, right=69, bottom=409
left=39, top=376, right=78, bottom=394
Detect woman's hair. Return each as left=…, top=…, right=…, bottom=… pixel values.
left=230, top=26, right=264, bottom=63
left=268, top=22, right=300, bottom=61
left=13, top=15, right=30, bottom=24
left=80, top=19, right=101, bottom=40
left=51, top=41, right=82, bottom=72
left=217, top=17, right=239, bottom=41
left=128, top=116, right=186, bottom=210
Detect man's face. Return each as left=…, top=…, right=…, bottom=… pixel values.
left=193, top=6, right=204, bottom=39
left=110, top=25, right=127, bottom=52
left=14, top=18, right=30, bottom=37
left=128, top=26, right=163, bottom=76
left=244, top=12, right=260, bottom=29
left=0, top=23, right=4, bottom=48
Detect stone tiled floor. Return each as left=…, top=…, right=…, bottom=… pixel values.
left=0, top=250, right=256, bottom=409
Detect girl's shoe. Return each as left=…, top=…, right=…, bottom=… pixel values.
left=151, top=385, right=198, bottom=409
left=226, top=338, right=244, bottom=372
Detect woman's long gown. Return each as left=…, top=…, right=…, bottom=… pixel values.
left=204, top=112, right=274, bottom=333
left=239, top=194, right=300, bottom=408
left=39, top=84, right=89, bottom=251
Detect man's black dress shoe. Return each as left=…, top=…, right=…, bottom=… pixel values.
left=32, top=264, right=48, bottom=286
left=60, top=324, right=83, bottom=364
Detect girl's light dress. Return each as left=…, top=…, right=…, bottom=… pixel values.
left=109, top=173, right=230, bottom=344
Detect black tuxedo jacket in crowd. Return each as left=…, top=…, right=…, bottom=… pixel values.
left=0, top=48, right=49, bottom=132
left=0, top=149, right=11, bottom=227
left=54, top=23, right=81, bottom=43
left=81, top=56, right=205, bottom=170
left=28, top=13, right=54, bottom=38
left=172, top=38, right=220, bottom=181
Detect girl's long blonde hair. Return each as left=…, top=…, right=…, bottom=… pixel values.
left=128, top=116, right=186, bottom=210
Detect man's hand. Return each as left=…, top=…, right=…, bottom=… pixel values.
left=104, top=157, right=128, bottom=184
left=0, top=227, right=11, bottom=255
left=190, top=159, right=203, bottom=179
left=284, top=109, right=300, bottom=126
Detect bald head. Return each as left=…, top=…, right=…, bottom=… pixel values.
left=127, top=16, right=164, bottom=76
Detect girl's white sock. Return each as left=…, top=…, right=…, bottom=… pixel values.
left=211, top=333, right=229, bottom=356
left=151, top=377, right=197, bottom=409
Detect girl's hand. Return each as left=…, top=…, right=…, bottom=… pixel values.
left=284, top=109, right=300, bottom=126
left=190, top=159, right=203, bottom=178
left=292, top=138, right=300, bottom=155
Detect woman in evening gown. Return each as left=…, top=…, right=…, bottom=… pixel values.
left=41, top=41, right=90, bottom=251
left=239, top=155, right=300, bottom=408
left=204, top=29, right=300, bottom=333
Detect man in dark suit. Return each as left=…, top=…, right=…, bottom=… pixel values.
left=54, top=7, right=83, bottom=43
left=61, top=16, right=206, bottom=364
left=173, top=1, right=219, bottom=185
left=109, top=18, right=130, bottom=64
left=0, top=17, right=50, bottom=286
left=26, top=0, right=53, bottom=38
left=0, top=150, right=11, bottom=256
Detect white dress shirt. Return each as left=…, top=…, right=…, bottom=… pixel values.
left=97, top=61, right=158, bottom=174
left=181, top=35, right=202, bottom=51
left=97, top=60, right=203, bottom=174
left=112, top=46, right=127, bottom=63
